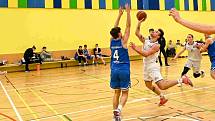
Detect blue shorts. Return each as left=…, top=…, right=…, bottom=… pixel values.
left=110, top=69, right=131, bottom=90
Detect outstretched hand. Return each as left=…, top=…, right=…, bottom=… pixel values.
left=129, top=42, right=136, bottom=49
left=138, top=17, right=146, bottom=24
left=169, top=8, right=181, bottom=22
left=119, top=7, right=123, bottom=16
left=125, top=3, right=130, bottom=13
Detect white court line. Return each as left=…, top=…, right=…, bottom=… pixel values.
left=32, top=85, right=214, bottom=121
left=0, top=81, right=23, bottom=121
left=123, top=116, right=199, bottom=121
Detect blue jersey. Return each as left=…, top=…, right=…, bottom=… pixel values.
left=110, top=39, right=130, bottom=70
left=208, top=41, right=215, bottom=62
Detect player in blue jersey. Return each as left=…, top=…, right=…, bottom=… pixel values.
left=169, top=8, right=215, bottom=79
left=109, top=3, right=131, bottom=121
left=200, top=34, right=215, bottom=79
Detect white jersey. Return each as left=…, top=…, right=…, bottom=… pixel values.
left=143, top=39, right=160, bottom=65
left=185, top=42, right=202, bottom=61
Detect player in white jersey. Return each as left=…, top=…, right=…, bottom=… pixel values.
left=173, top=34, right=205, bottom=78
left=169, top=8, right=215, bottom=80
left=130, top=19, right=193, bottom=106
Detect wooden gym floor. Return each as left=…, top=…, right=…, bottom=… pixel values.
left=0, top=56, right=214, bottom=121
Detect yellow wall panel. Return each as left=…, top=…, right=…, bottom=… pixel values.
left=180, top=0, right=185, bottom=10
left=131, top=0, right=137, bottom=10
left=198, top=0, right=202, bottom=11
left=206, top=0, right=211, bottom=11
left=62, top=0, right=70, bottom=8
left=189, top=0, right=194, bottom=10
left=159, top=0, right=165, bottom=10
left=45, top=0, right=53, bottom=8
left=77, top=0, right=85, bottom=9
left=92, top=0, right=99, bottom=9
left=8, top=0, right=18, bottom=8
left=106, top=0, right=112, bottom=9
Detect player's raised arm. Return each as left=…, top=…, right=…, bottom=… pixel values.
left=114, top=7, right=123, bottom=28
left=169, top=8, right=215, bottom=34
left=122, top=3, right=131, bottom=45
left=135, top=19, right=145, bottom=43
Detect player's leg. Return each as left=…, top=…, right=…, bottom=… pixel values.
left=144, top=68, right=168, bottom=106
left=113, top=89, right=121, bottom=110
left=181, top=67, right=190, bottom=76
left=110, top=70, right=121, bottom=120
left=181, top=60, right=192, bottom=76
left=100, top=56, right=106, bottom=65
left=118, top=70, right=130, bottom=110
left=145, top=81, right=168, bottom=106
left=145, top=81, right=161, bottom=95
left=192, top=61, right=204, bottom=78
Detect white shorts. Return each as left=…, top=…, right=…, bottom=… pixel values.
left=143, top=63, right=163, bottom=83
left=185, top=59, right=201, bottom=73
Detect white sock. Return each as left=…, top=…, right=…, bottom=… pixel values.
left=160, top=93, right=164, bottom=98
left=117, top=104, right=122, bottom=112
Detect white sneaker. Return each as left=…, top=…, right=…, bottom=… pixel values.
left=113, top=109, right=121, bottom=121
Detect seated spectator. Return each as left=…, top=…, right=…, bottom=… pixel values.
left=23, top=46, right=36, bottom=72
left=0, top=60, right=7, bottom=66
left=83, top=45, right=95, bottom=64
left=176, top=40, right=183, bottom=46
left=166, top=40, right=176, bottom=57
left=40, top=47, right=53, bottom=62
left=93, top=44, right=106, bottom=65
left=75, top=46, right=86, bottom=65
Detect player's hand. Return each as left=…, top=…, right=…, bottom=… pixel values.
left=119, top=7, right=123, bottom=16
left=125, top=3, right=130, bottom=13
left=129, top=42, right=136, bottom=49
left=169, top=8, right=181, bottom=22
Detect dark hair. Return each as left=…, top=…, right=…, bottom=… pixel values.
left=79, top=46, right=82, bottom=48
left=149, top=28, right=154, bottom=32
left=158, top=29, right=164, bottom=37
left=177, top=40, right=180, bottom=42
left=110, top=27, right=121, bottom=39
left=188, top=34, right=193, bottom=38
left=95, top=44, right=98, bottom=46
left=32, top=45, right=36, bottom=49
left=42, top=47, right=47, bottom=49
left=84, top=45, right=87, bottom=47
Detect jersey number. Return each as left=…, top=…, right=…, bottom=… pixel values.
left=113, top=50, right=119, bottom=61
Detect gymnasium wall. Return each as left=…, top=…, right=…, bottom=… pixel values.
left=0, top=8, right=215, bottom=54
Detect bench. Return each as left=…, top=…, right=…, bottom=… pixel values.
left=0, top=55, right=142, bottom=73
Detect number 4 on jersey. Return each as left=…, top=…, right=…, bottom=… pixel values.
left=113, top=50, right=119, bottom=61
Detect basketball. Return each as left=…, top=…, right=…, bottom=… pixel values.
left=136, top=11, right=147, bottom=21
